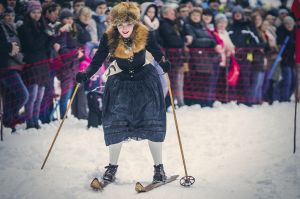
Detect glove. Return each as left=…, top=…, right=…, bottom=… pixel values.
left=160, top=60, right=171, bottom=73
left=76, top=72, right=88, bottom=83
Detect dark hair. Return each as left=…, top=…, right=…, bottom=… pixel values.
left=177, top=4, right=187, bottom=12
left=73, top=0, right=85, bottom=5
left=145, top=4, right=158, bottom=18
left=42, top=2, right=59, bottom=16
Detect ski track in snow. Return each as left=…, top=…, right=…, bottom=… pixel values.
left=0, top=102, right=299, bottom=199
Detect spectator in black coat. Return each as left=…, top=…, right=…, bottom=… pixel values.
left=39, top=2, right=61, bottom=124
left=0, top=7, right=29, bottom=132
left=228, top=5, right=261, bottom=105
left=275, top=16, right=296, bottom=102
left=183, top=7, right=218, bottom=106
left=56, top=8, right=82, bottom=119
left=71, top=6, right=94, bottom=120
left=158, top=4, right=187, bottom=107
left=18, top=0, right=50, bottom=129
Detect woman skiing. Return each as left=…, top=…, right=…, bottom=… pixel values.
left=75, top=2, right=171, bottom=184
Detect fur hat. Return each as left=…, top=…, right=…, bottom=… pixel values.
left=110, top=2, right=140, bottom=26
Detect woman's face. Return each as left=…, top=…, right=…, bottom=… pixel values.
left=260, top=20, right=269, bottom=32
left=284, top=20, right=295, bottom=31
left=233, top=12, right=243, bottom=21
left=146, top=7, right=156, bottom=20
left=30, top=10, right=42, bottom=21
left=63, top=17, right=73, bottom=25
left=117, top=22, right=134, bottom=38
left=3, top=13, right=15, bottom=24
left=202, top=14, right=212, bottom=25
left=190, top=12, right=201, bottom=23
left=254, top=14, right=262, bottom=28
left=46, top=9, right=59, bottom=22
left=79, top=11, right=91, bottom=25
left=265, top=14, right=275, bottom=25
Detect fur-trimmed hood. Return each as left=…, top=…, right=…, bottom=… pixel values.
left=106, top=23, right=149, bottom=59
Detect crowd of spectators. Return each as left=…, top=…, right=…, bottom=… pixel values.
left=0, top=0, right=297, bottom=133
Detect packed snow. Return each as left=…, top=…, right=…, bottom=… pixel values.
left=0, top=102, right=299, bottom=199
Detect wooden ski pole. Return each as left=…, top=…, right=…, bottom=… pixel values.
left=166, top=73, right=195, bottom=187
left=41, top=83, right=80, bottom=169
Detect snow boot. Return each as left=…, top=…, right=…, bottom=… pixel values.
left=102, top=164, right=118, bottom=182
left=153, top=164, right=167, bottom=183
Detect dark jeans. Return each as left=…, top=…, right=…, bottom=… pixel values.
left=59, top=78, right=74, bottom=119
left=207, top=63, right=221, bottom=107
left=25, top=84, right=45, bottom=125
left=59, top=88, right=73, bottom=119
left=39, top=69, right=55, bottom=123
left=251, top=71, right=265, bottom=104
left=236, top=61, right=252, bottom=105
left=273, top=67, right=294, bottom=102
left=0, top=71, right=29, bottom=127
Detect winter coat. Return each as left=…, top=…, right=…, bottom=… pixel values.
left=0, top=22, right=15, bottom=77
left=75, top=20, right=92, bottom=45
left=55, top=30, right=80, bottom=83
left=184, top=19, right=216, bottom=48
left=158, top=18, right=187, bottom=68
left=184, top=19, right=218, bottom=73
left=92, top=14, right=107, bottom=41
left=228, top=20, right=260, bottom=48
left=18, top=17, right=51, bottom=86
left=276, top=25, right=296, bottom=67
left=228, top=20, right=261, bottom=61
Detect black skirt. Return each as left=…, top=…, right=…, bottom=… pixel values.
left=102, top=64, right=166, bottom=146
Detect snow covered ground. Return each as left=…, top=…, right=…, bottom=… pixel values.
left=0, top=102, right=299, bottom=199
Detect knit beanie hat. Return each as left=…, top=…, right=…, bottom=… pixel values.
left=214, top=13, right=227, bottom=24
left=27, top=0, right=42, bottom=13
left=59, top=8, right=73, bottom=21
left=232, top=5, right=244, bottom=15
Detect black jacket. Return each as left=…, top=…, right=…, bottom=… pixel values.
left=228, top=20, right=260, bottom=48
left=276, top=25, right=296, bottom=67
left=18, top=17, right=51, bottom=86
left=158, top=18, right=185, bottom=48
left=75, top=20, right=92, bottom=45
left=0, top=22, right=13, bottom=76
left=184, top=19, right=216, bottom=48
left=84, top=32, right=164, bottom=79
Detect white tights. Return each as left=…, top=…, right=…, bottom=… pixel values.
left=108, top=140, right=162, bottom=166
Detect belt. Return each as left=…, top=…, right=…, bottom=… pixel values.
left=102, top=59, right=151, bottom=82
